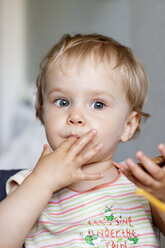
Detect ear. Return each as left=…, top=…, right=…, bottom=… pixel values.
left=120, top=111, right=140, bottom=142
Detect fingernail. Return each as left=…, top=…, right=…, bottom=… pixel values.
left=126, top=159, right=133, bottom=166
left=91, top=129, right=97, bottom=134
left=159, top=144, right=165, bottom=149
left=136, top=151, right=143, bottom=158
left=96, top=143, right=103, bottom=150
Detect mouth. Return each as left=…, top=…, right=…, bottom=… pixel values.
left=67, top=134, right=80, bottom=139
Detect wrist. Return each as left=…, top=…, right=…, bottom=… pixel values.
left=24, top=171, right=53, bottom=202
left=29, top=169, right=59, bottom=197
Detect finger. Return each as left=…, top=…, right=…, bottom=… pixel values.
left=120, top=166, right=138, bottom=184
left=158, top=144, right=165, bottom=158
left=158, top=144, right=165, bottom=172
left=121, top=168, right=158, bottom=195
left=122, top=169, right=142, bottom=187
left=136, top=151, right=163, bottom=180
left=80, top=171, right=104, bottom=181
left=122, top=167, right=149, bottom=189
left=40, top=144, right=51, bottom=157
left=125, top=158, right=159, bottom=188
left=56, top=136, right=79, bottom=152
left=76, top=143, right=104, bottom=165
left=69, top=129, right=97, bottom=155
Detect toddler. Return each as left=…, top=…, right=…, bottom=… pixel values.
left=0, top=34, right=165, bottom=248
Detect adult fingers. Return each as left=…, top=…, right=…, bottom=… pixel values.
left=125, top=158, right=160, bottom=188
left=158, top=144, right=165, bottom=158
left=136, top=151, right=164, bottom=181
left=121, top=168, right=157, bottom=195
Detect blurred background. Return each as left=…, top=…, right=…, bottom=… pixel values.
left=0, top=0, right=165, bottom=170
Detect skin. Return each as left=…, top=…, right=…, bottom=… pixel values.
left=42, top=61, right=139, bottom=191
left=0, top=131, right=106, bottom=248
left=123, top=144, right=165, bottom=234
left=0, top=59, right=164, bottom=247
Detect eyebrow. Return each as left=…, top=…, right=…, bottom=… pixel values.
left=83, top=89, right=116, bottom=102
left=48, top=88, right=66, bottom=96
left=88, top=90, right=115, bottom=99
left=48, top=88, right=115, bottom=100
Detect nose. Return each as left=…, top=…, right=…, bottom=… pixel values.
left=67, top=110, right=86, bottom=126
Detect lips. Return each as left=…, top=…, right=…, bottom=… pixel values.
left=65, top=129, right=89, bottom=139
left=67, top=134, right=80, bottom=139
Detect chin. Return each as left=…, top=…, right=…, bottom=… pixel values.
left=48, top=138, right=64, bottom=150
left=48, top=143, right=59, bottom=151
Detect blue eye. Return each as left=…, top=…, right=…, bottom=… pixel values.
left=92, top=101, right=105, bottom=109
left=55, top=98, right=69, bottom=107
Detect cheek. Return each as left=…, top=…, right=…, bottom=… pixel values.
left=44, top=121, right=61, bottom=150
left=95, top=120, right=123, bottom=139
left=94, top=119, right=126, bottom=148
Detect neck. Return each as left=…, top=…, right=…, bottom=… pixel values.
left=68, top=160, right=119, bottom=192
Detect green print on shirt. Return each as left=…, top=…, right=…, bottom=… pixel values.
left=105, top=207, right=114, bottom=221
left=128, top=236, right=138, bottom=244
left=85, top=234, right=102, bottom=245
left=84, top=205, right=139, bottom=247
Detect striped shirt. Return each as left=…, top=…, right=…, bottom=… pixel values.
left=6, top=167, right=160, bottom=248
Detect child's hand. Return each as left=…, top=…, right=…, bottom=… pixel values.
left=122, top=144, right=165, bottom=202
left=32, top=129, right=104, bottom=194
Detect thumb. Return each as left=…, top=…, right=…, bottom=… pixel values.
left=40, top=144, right=51, bottom=157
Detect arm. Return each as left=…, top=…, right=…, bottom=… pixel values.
left=0, top=129, right=103, bottom=248
left=122, top=144, right=165, bottom=235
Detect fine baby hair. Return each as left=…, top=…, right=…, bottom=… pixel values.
left=35, top=33, right=149, bottom=138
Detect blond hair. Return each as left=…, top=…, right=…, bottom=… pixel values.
left=35, top=33, right=149, bottom=138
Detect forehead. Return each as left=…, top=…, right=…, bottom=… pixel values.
left=47, top=53, right=123, bottom=84
left=46, top=58, right=127, bottom=102
left=48, top=45, right=119, bottom=74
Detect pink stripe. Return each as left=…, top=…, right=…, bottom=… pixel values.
left=38, top=212, right=102, bottom=226
left=49, top=179, right=134, bottom=205
left=45, top=204, right=149, bottom=223
left=111, top=182, right=132, bottom=187
left=133, top=217, right=150, bottom=222
left=126, top=244, right=159, bottom=247
left=113, top=191, right=135, bottom=198
left=48, top=192, right=141, bottom=216
left=38, top=213, right=151, bottom=235
left=28, top=232, right=159, bottom=248
left=49, top=185, right=133, bottom=204
left=49, top=192, right=80, bottom=205
left=48, top=195, right=110, bottom=216
left=140, top=232, right=157, bottom=236
left=27, top=229, right=49, bottom=239
left=39, top=238, right=82, bottom=247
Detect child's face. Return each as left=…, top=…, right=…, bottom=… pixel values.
left=43, top=61, right=134, bottom=162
